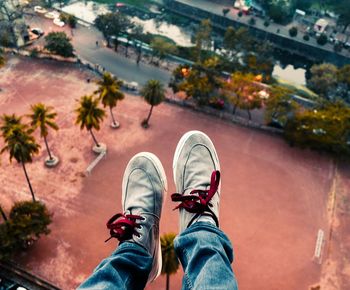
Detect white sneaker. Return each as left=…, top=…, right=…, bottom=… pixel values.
left=172, top=131, right=221, bottom=234
left=106, top=152, right=167, bottom=283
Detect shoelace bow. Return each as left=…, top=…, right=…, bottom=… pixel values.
left=171, top=170, right=220, bottom=227
left=105, top=213, right=144, bottom=243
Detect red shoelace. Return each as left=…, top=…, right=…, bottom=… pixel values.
left=171, top=170, right=220, bottom=227
left=105, top=213, right=144, bottom=242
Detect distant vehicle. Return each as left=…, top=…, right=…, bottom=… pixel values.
left=53, top=18, right=65, bottom=27
left=312, top=128, right=326, bottom=136
left=122, top=81, right=139, bottom=91
left=34, top=6, right=47, bottom=14
left=31, top=28, right=44, bottom=36
left=44, top=11, right=60, bottom=19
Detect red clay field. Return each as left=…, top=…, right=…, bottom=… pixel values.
left=0, top=57, right=349, bottom=289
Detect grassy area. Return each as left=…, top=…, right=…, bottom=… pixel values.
left=276, top=78, right=319, bottom=100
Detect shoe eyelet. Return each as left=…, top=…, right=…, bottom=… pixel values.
left=141, top=217, right=146, bottom=221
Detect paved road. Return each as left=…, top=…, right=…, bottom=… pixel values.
left=25, top=15, right=171, bottom=86
left=72, top=25, right=171, bottom=85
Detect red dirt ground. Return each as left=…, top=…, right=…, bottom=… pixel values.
left=0, top=56, right=345, bottom=290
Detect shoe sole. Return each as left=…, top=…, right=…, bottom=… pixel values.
left=173, top=130, right=219, bottom=188
left=122, top=152, right=167, bottom=282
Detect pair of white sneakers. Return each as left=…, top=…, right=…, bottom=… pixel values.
left=106, top=130, right=221, bottom=284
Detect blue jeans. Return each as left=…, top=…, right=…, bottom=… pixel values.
left=78, top=222, right=238, bottom=290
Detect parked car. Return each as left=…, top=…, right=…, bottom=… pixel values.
left=34, top=6, right=47, bottom=14
left=30, top=28, right=44, bottom=37
left=44, top=11, right=60, bottom=19
left=53, top=18, right=65, bottom=27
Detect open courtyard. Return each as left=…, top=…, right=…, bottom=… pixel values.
left=0, top=56, right=348, bottom=289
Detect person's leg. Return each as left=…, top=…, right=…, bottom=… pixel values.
left=78, top=152, right=167, bottom=290
left=172, top=131, right=238, bottom=290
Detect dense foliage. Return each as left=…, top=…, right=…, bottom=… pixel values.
left=0, top=201, right=52, bottom=261
left=44, top=32, right=74, bottom=57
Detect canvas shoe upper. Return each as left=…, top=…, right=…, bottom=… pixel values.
left=172, top=131, right=221, bottom=234
left=106, top=152, right=167, bottom=284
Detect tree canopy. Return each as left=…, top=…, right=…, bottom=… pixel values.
left=0, top=201, right=52, bottom=261
left=307, top=63, right=338, bottom=99
left=95, top=13, right=131, bottom=49
left=45, top=32, right=74, bottom=57
left=150, top=37, right=177, bottom=62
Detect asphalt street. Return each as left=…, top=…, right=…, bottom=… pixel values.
left=72, top=25, right=171, bottom=85
left=25, top=15, right=171, bottom=86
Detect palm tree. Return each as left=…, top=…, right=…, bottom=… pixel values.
left=1, top=124, right=40, bottom=202
left=161, top=233, right=179, bottom=290
left=94, top=72, right=124, bottom=128
left=75, top=95, right=105, bottom=147
left=0, top=114, right=22, bottom=137
left=140, top=79, right=165, bottom=128
left=28, top=103, right=59, bottom=161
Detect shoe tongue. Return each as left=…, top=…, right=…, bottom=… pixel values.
left=125, top=208, right=142, bottom=216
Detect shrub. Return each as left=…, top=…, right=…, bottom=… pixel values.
left=45, top=32, right=74, bottom=57
left=264, top=20, right=270, bottom=27
left=289, top=27, right=298, bottom=37
left=249, top=17, right=256, bottom=25
left=317, top=34, right=328, bottom=45
left=238, top=11, right=243, bottom=17
left=303, top=34, right=310, bottom=41
left=222, top=8, right=230, bottom=16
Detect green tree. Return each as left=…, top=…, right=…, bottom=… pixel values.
left=333, top=0, right=350, bottom=32
left=140, top=80, right=165, bottom=128
left=267, top=1, right=292, bottom=24
left=289, top=27, right=298, bottom=37
left=75, top=95, right=106, bottom=147
left=264, top=86, right=299, bottom=126
left=60, top=13, right=77, bottom=29
left=0, top=201, right=52, bottom=261
left=194, top=19, right=212, bottom=62
left=161, top=233, right=179, bottom=290
left=224, top=72, right=262, bottom=120
left=95, top=72, right=124, bottom=128
left=9, top=201, right=52, bottom=244
left=150, top=37, right=177, bottom=63
left=317, top=33, right=328, bottom=45
left=0, top=0, right=25, bottom=47
left=28, top=103, right=59, bottom=161
left=307, top=63, right=338, bottom=98
left=338, top=64, right=350, bottom=88
left=177, top=57, right=222, bottom=105
left=44, top=32, right=74, bottom=57
left=95, top=13, right=131, bottom=50
left=284, top=101, right=350, bottom=154
left=1, top=124, right=40, bottom=201
left=223, top=26, right=253, bottom=60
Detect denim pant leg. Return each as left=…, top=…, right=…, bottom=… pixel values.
left=78, top=242, right=152, bottom=290
left=174, top=222, right=238, bottom=290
